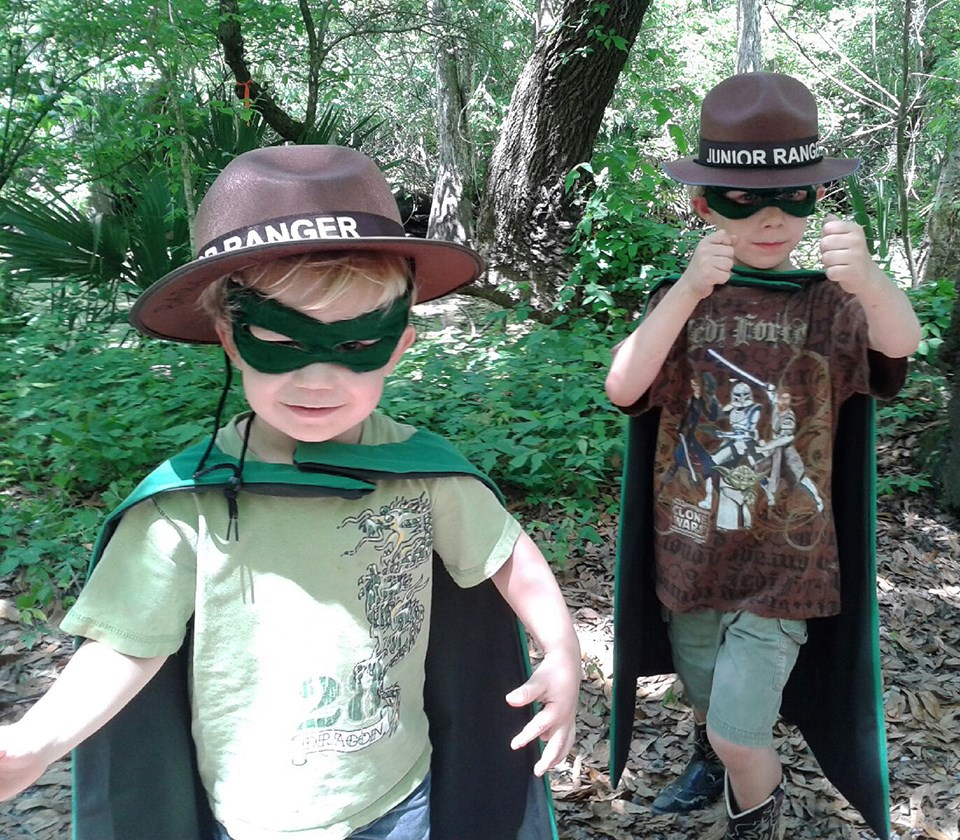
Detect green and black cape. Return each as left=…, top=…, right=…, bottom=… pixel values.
left=71, top=429, right=557, bottom=840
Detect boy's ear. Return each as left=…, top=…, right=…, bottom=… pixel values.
left=215, top=321, right=241, bottom=365
left=384, top=325, right=416, bottom=373
left=691, top=195, right=712, bottom=222
left=816, top=185, right=826, bottom=201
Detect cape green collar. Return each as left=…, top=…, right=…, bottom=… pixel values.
left=88, top=428, right=497, bottom=573
left=654, top=264, right=827, bottom=297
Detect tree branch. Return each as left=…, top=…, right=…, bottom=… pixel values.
left=216, top=0, right=305, bottom=141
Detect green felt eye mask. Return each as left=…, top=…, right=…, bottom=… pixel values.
left=227, top=282, right=411, bottom=373
left=704, top=186, right=817, bottom=219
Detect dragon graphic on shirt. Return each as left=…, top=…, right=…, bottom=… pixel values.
left=290, top=493, right=432, bottom=765
left=341, top=492, right=432, bottom=734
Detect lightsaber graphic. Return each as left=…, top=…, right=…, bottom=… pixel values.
left=706, top=348, right=773, bottom=392
left=679, top=434, right=698, bottom=484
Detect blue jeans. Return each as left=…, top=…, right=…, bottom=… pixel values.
left=213, top=773, right=431, bottom=839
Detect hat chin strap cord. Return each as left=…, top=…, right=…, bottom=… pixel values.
left=193, top=350, right=253, bottom=541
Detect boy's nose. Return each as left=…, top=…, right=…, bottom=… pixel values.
left=755, top=205, right=787, bottom=225
left=290, top=360, right=343, bottom=386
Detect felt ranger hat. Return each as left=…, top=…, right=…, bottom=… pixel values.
left=663, top=72, right=860, bottom=189
left=129, top=145, right=485, bottom=343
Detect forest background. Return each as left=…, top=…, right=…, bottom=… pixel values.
left=0, top=0, right=958, bottom=837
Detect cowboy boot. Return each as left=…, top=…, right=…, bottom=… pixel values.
left=650, top=721, right=725, bottom=814
left=724, top=772, right=784, bottom=840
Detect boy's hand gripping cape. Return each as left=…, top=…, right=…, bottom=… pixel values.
left=609, top=270, right=892, bottom=839
left=72, top=429, right=558, bottom=840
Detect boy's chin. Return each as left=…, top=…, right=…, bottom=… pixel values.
left=295, top=425, right=364, bottom=445
left=736, top=255, right=795, bottom=272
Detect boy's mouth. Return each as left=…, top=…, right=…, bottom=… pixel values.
left=285, top=404, right=340, bottom=415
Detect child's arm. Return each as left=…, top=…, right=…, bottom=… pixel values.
left=605, top=230, right=737, bottom=407
left=0, top=639, right=167, bottom=800
left=491, top=531, right=581, bottom=777
left=820, top=216, right=922, bottom=358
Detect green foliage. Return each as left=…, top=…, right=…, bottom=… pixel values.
left=0, top=170, right=192, bottom=329
left=874, top=280, right=954, bottom=495
left=876, top=369, right=946, bottom=496
left=0, top=99, right=387, bottom=333
left=563, top=142, right=695, bottom=321
left=0, top=318, right=241, bottom=615
left=907, top=278, right=956, bottom=367
left=0, top=310, right=626, bottom=609
left=382, top=313, right=625, bottom=563
left=847, top=175, right=896, bottom=268
left=0, top=192, right=132, bottom=291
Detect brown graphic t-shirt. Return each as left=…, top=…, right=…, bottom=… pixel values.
left=626, top=271, right=905, bottom=619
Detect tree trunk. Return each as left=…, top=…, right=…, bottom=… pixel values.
left=924, top=140, right=960, bottom=509
left=895, top=0, right=919, bottom=285
left=427, top=0, right=475, bottom=245
left=736, top=0, right=762, bottom=74
left=475, top=0, right=651, bottom=313
left=923, top=144, right=960, bottom=285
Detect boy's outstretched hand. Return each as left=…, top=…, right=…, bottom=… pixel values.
left=679, top=230, right=737, bottom=300
left=505, top=649, right=580, bottom=777
left=492, top=531, right=581, bottom=778
left=0, top=725, right=53, bottom=801
left=820, top=214, right=884, bottom=294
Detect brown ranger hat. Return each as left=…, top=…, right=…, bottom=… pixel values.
left=663, top=72, right=860, bottom=189
left=129, top=145, right=485, bottom=343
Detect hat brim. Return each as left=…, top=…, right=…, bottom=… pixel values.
left=663, top=156, right=861, bottom=188
left=129, top=237, right=485, bottom=344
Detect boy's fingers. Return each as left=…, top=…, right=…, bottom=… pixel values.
left=533, top=744, right=557, bottom=776
left=505, top=676, right=539, bottom=708
left=510, top=712, right=549, bottom=751
left=822, top=213, right=849, bottom=238
left=533, top=728, right=574, bottom=776
left=504, top=687, right=528, bottom=708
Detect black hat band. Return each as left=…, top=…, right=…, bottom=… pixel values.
left=697, top=137, right=823, bottom=170
left=197, top=211, right=407, bottom=260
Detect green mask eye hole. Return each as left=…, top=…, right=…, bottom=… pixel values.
left=725, top=189, right=811, bottom=204
left=335, top=339, right=381, bottom=353
left=243, top=325, right=309, bottom=352
left=727, top=192, right=766, bottom=206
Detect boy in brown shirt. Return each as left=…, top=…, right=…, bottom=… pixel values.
left=606, top=73, right=920, bottom=838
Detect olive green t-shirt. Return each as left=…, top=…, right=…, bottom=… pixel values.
left=62, top=412, right=522, bottom=840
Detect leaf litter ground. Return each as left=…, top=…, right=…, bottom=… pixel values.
left=546, top=485, right=960, bottom=840
left=1, top=475, right=958, bottom=839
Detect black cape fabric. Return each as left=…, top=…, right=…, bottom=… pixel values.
left=72, top=431, right=557, bottom=840
left=609, top=276, right=891, bottom=840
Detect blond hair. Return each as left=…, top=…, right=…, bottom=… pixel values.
left=199, top=252, right=413, bottom=324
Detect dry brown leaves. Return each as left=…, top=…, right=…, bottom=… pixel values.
left=551, top=490, right=960, bottom=840
left=0, top=601, right=72, bottom=840
left=0, top=491, right=958, bottom=840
